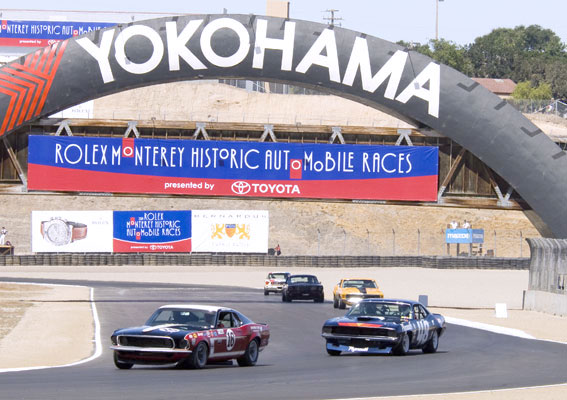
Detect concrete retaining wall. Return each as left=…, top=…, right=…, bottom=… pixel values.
left=524, top=238, right=567, bottom=315
left=0, top=253, right=529, bottom=269
left=526, top=238, right=567, bottom=293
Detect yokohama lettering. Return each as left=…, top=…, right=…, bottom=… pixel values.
left=76, top=18, right=440, bottom=118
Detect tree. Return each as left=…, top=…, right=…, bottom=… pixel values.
left=467, top=25, right=565, bottom=83
left=512, top=81, right=552, bottom=100
left=544, top=59, right=567, bottom=100
left=397, top=39, right=473, bottom=76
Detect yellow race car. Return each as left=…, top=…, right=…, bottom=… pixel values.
left=333, top=278, right=384, bottom=309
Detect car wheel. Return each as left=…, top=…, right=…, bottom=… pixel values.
left=326, top=348, right=341, bottom=356
left=422, top=330, right=439, bottom=354
left=237, top=339, right=260, bottom=367
left=393, top=333, right=410, bottom=356
left=338, top=298, right=346, bottom=309
left=188, top=341, right=208, bottom=369
left=264, top=290, right=269, bottom=296
left=333, top=296, right=338, bottom=308
left=282, top=293, right=286, bottom=302
left=315, top=295, right=324, bottom=303
left=113, top=352, right=133, bottom=369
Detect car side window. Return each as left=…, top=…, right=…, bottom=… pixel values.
left=413, top=305, right=422, bottom=320
left=218, top=311, right=233, bottom=328
left=418, top=305, right=429, bottom=318
left=231, top=312, right=242, bottom=327
left=413, top=305, right=428, bottom=320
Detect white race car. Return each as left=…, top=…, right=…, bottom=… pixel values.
left=264, top=271, right=290, bottom=295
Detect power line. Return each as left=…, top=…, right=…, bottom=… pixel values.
left=322, top=9, right=342, bottom=27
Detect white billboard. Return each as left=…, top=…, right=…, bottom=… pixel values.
left=32, top=210, right=113, bottom=253
left=191, top=210, right=269, bottom=253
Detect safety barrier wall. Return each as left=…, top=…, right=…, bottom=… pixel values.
left=0, top=254, right=529, bottom=269
left=526, top=238, right=567, bottom=293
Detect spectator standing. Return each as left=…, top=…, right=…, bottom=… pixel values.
left=0, top=226, right=7, bottom=245
left=275, top=243, right=281, bottom=256
left=450, top=220, right=459, bottom=229
left=462, top=220, right=471, bottom=229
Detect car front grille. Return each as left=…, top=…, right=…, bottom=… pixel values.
left=117, top=335, right=175, bottom=349
left=330, top=326, right=393, bottom=337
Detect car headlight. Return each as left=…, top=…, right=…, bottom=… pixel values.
left=110, top=335, right=117, bottom=345
left=322, top=326, right=332, bottom=334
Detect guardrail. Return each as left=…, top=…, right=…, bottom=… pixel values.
left=0, top=254, right=529, bottom=269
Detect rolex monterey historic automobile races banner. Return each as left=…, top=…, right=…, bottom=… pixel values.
left=28, top=136, right=438, bottom=201
left=31, top=210, right=268, bottom=253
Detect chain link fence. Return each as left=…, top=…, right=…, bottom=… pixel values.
left=307, top=228, right=531, bottom=258
left=509, top=99, right=567, bottom=118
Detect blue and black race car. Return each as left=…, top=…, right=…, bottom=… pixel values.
left=321, top=299, right=446, bottom=356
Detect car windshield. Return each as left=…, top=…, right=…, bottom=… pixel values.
left=343, top=279, right=377, bottom=288
left=146, top=308, right=217, bottom=330
left=347, top=302, right=411, bottom=321
left=289, top=275, right=317, bottom=284
left=268, top=273, right=288, bottom=280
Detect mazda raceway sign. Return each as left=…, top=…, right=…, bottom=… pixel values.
left=0, top=14, right=565, bottom=237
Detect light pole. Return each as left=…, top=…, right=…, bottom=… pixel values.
left=435, top=0, right=444, bottom=41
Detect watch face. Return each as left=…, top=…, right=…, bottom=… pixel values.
left=44, top=219, right=71, bottom=246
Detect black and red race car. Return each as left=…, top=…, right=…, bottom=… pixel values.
left=110, top=304, right=270, bottom=369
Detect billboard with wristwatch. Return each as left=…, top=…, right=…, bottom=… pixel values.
left=31, top=210, right=268, bottom=253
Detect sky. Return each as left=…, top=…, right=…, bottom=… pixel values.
left=2, top=0, right=566, bottom=46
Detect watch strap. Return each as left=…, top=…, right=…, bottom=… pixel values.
left=70, top=222, right=88, bottom=241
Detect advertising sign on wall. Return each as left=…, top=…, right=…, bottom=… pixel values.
left=191, top=210, right=269, bottom=253
left=28, top=136, right=438, bottom=201
left=113, top=210, right=191, bottom=253
left=445, top=229, right=485, bottom=244
left=0, top=20, right=115, bottom=47
left=31, top=210, right=113, bottom=253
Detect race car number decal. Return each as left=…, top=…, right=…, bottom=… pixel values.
left=226, top=329, right=236, bottom=351
left=414, top=319, right=430, bottom=345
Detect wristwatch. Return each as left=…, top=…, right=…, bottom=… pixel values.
left=40, top=217, right=88, bottom=246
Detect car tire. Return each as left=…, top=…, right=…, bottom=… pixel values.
left=333, top=296, right=338, bottom=308
left=315, top=295, right=324, bottom=303
left=264, top=290, right=269, bottom=296
left=188, top=341, right=208, bottom=369
left=392, top=333, right=410, bottom=356
left=237, top=339, right=260, bottom=367
left=338, top=298, right=346, bottom=309
left=422, top=330, right=439, bottom=354
left=326, top=348, right=341, bottom=356
left=113, top=352, right=133, bottom=369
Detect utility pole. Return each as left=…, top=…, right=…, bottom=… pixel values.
left=435, top=0, right=444, bottom=40
left=323, top=9, right=342, bottom=27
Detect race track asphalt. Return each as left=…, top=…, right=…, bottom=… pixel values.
left=1, top=280, right=567, bottom=400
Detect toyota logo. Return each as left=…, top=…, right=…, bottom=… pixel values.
left=231, top=181, right=251, bottom=195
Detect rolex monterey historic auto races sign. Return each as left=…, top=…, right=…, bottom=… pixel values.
left=28, top=136, right=438, bottom=201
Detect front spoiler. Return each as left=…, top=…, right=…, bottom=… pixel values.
left=326, top=342, right=392, bottom=354
left=110, top=345, right=192, bottom=353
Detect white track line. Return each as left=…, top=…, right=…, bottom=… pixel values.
left=332, top=382, right=567, bottom=400
left=0, top=283, right=102, bottom=373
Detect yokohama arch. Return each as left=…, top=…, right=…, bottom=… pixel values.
left=0, top=14, right=565, bottom=238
